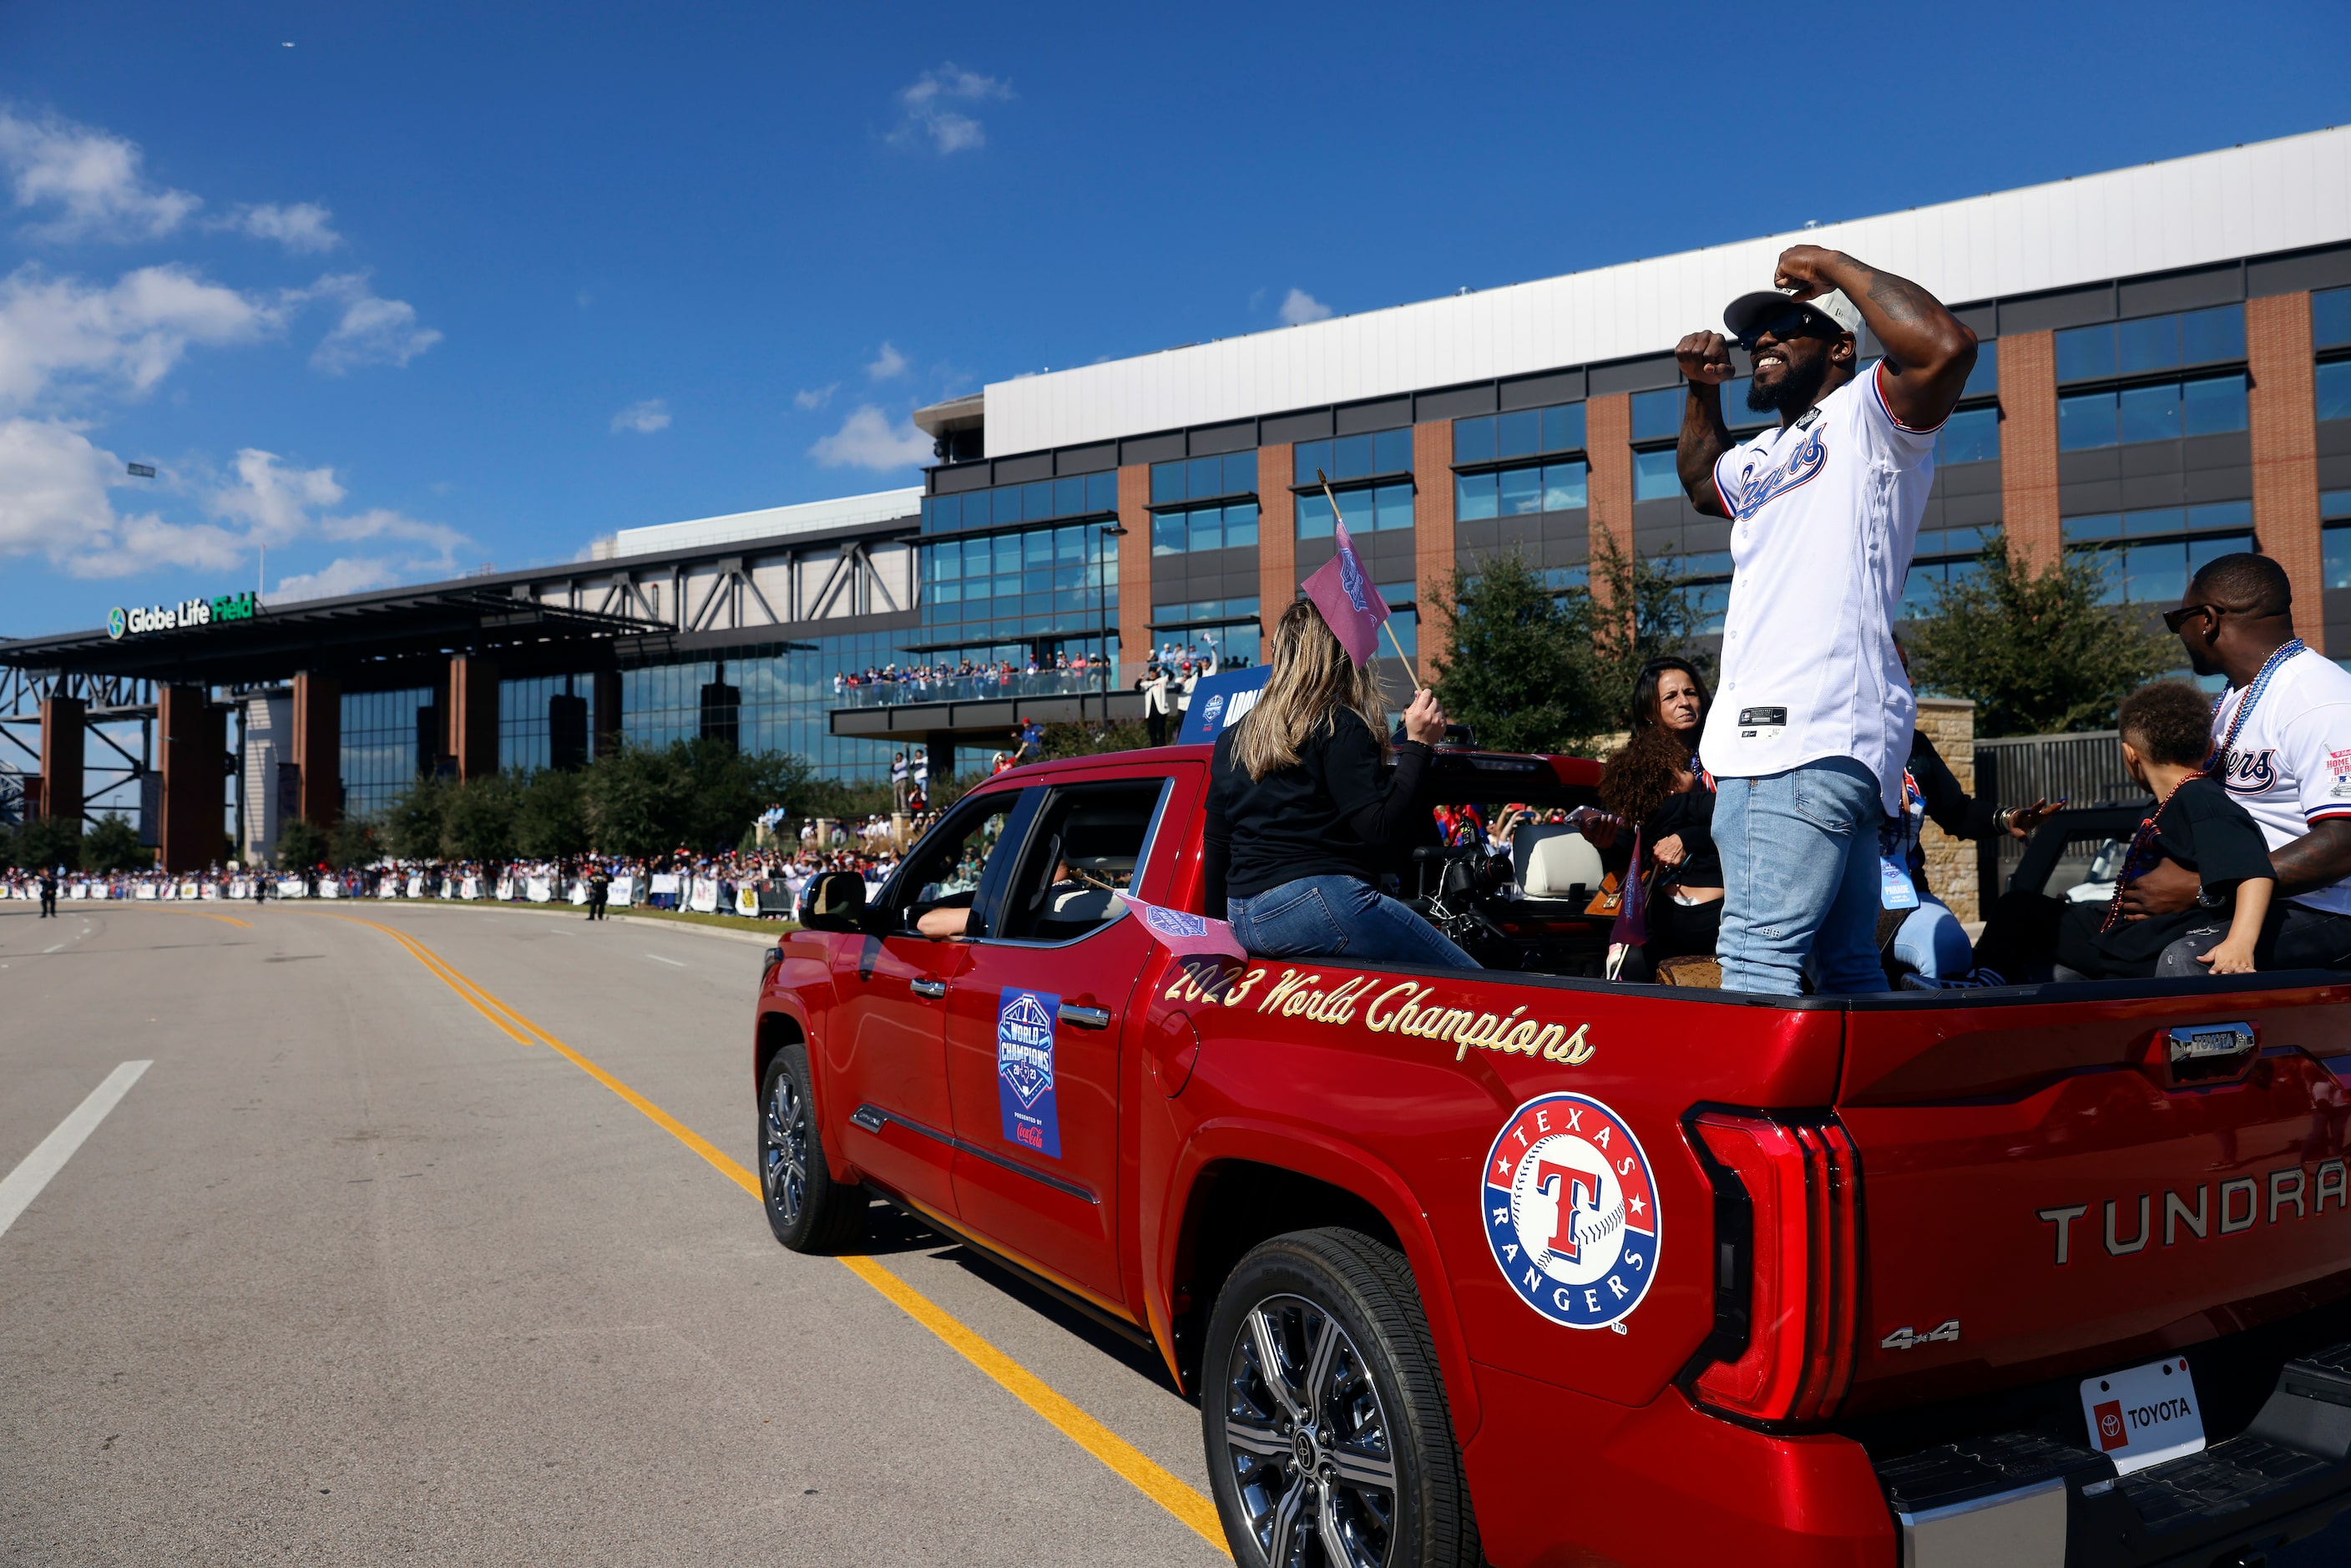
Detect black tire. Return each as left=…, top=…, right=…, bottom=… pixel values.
left=758, top=1043, right=867, bottom=1253
left=1201, top=1227, right=1479, bottom=1568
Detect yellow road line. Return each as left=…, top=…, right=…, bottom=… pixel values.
left=190, top=911, right=253, bottom=928
left=309, top=909, right=1229, bottom=1556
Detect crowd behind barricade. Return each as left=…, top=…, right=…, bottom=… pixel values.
left=0, top=813, right=949, bottom=920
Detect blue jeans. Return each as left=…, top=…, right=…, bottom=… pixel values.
left=1227, top=874, right=1479, bottom=969
left=1715, top=757, right=1887, bottom=996
left=1892, top=894, right=1972, bottom=979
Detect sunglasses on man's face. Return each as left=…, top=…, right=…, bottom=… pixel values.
left=2162, top=602, right=2232, bottom=633
left=1735, top=309, right=1831, bottom=352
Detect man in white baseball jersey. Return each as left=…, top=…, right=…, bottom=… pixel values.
left=2120, top=554, right=2351, bottom=968
left=1674, top=246, right=1979, bottom=994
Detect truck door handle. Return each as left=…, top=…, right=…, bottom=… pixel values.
left=911, top=978, right=948, bottom=998
left=1063, top=1004, right=1112, bottom=1029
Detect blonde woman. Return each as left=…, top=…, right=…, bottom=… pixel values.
left=1201, top=599, right=1476, bottom=968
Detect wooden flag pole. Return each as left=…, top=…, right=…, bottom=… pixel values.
left=1317, top=470, right=1424, bottom=690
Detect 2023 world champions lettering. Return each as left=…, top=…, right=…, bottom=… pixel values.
left=1160, top=959, right=1596, bottom=1065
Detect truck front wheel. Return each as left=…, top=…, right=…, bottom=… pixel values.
left=758, top=1044, right=867, bottom=1253
left=1201, top=1228, right=1479, bottom=1568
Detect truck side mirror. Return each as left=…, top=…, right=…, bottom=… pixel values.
left=798, top=870, right=867, bottom=932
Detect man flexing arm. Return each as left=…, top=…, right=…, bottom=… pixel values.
left=1677, top=246, right=1978, bottom=516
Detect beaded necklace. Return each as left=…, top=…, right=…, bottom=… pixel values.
left=2101, top=770, right=2205, bottom=934
left=2211, top=638, right=2307, bottom=776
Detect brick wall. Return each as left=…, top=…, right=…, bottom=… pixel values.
left=1915, top=697, right=1979, bottom=923
left=1413, top=420, right=1455, bottom=667
left=2248, top=291, right=2323, bottom=651
left=1258, top=441, right=1296, bottom=631
left=1586, top=392, right=1634, bottom=583
left=1997, top=331, right=2061, bottom=570
left=1116, top=463, right=1153, bottom=670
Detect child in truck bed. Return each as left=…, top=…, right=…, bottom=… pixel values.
left=1949, top=681, right=2278, bottom=986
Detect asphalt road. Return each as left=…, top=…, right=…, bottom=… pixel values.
left=0, top=898, right=1226, bottom=1566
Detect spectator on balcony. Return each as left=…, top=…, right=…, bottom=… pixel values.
left=891, top=751, right=909, bottom=812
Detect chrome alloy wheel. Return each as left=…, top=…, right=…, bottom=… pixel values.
left=761, top=1070, right=810, bottom=1227
left=1221, top=1293, right=1398, bottom=1568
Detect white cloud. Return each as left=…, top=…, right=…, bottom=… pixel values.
left=272, top=556, right=401, bottom=602
left=866, top=341, right=908, bottom=381
left=1278, top=287, right=1332, bottom=326
left=304, top=273, right=440, bottom=372
left=793, top=382, right=838, bottom=411
left=611, top=398, right=670, bottom=433
left=0, top=417, right=132, bottom=563
left=0, top=262, right=285, bottom=409
left=0, top=108, right=202, bottom=243
left=809, top=404, right=933, bottom=470
left=889, top=63, right=1012, bottom=154
left=215, top=200, right=341, bottom=254
left=320, top=506, right=468, bottom=566
left=207, top=447, right=344, bottom=542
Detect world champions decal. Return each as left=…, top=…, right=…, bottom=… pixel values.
left=995, top=988, right=1062, bottom=1158
left=1481, top=1092, right=1659, bottom=1331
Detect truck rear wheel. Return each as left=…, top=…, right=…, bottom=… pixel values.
left=1201, top=1227, right=1478, bottom=1568
left=759, top=1044, right=867, bottom=1253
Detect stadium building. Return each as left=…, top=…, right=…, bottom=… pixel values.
left=5, top=126, right=2349, bottom=869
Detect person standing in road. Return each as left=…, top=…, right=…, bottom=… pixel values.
left=586, top=862, right=610, bottom=921
left=38, top=865, right=59, bottom=917
left=1674, top=245, right=1979, bottom=995
left=2116, top=553, right=2351, bottom=969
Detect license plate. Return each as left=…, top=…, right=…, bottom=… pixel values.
left=2081, top=1355, right=2205, bottom=1474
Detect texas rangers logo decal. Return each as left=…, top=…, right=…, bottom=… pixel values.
left=1481, top=1092, right=1659, bottom=1331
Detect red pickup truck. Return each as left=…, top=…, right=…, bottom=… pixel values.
left=752, top=744, right=2351, bottom=1567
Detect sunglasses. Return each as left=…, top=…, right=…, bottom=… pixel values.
left=1733, top=307, right=1833, bottom=352
left=2161, top=602, right=2244, bottom=633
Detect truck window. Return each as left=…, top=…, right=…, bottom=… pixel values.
left=895, top=792, right=1026, bottom=936
left=992, top=779, right=1169, bottom=944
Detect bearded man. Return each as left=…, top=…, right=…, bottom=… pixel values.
left=1673, top=247, right=1978, bottom=995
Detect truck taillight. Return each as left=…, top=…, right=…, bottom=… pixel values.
left=1686, top=1110, right=1861, bottom=1424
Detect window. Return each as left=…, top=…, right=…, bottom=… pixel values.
left=1914, top=524, right=1995, bottom=559
left=1633, top=448, right=1681, bottom=501
left=1630, top=388, right=1682, bottom=443
left=1902, top=557, right=1984, bottom=620
left=1937, top=405, right=2000, bottom=465
left=1453, top=402, right=1585, bottom=463
left=2325, top=527, right=2351, bottom=591
left=1152, top=596, right=1260, bottom=627
left=2062, top=502, right=2254, bottom=604
left=1293, top=429, right=1413, bottom=486
left=2318, top=360, right=2351, bottom=424
left=1716, top=377, right=1772, bottom=434
left=1151, top=503, right=1258, bottom=555
left=994, top=781, right=1166, bottom=943
left=1297, top=481, right=1413, bottom=539
left=1454, top=459, right=1586, bottom=520
left=2312, top=286, right=2351, bottom=351
left=2057, top=372, right=2248, bottom=449
left=2055, top=305, right=2245, bottom=383
left=897, top=792, right=1024, bottom=933
left=928, top=472, right=1118, bottom=533
left=923, top=524, right=1114, bottom=614
left=1960, top=339, right=1999, bottom=398
left=1150, top=451, right=1256, bottom=506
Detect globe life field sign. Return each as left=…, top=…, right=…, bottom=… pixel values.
left=107, top=592, right=260, bottom=640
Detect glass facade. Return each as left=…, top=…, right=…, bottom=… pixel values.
left=1633, top=448, right=1681, bottom=501
left=918, top=521, right=1119, bottom=648
left=2319, top=360, right=2351, bottom=423
left=1454, top=460, right=1586, bottom=519
left=923, top=472, right=1118, bottom=533
left=1937, top=405, right=2000, bottom=465
left=1297, top=481, right=1413, bottom=539
left=2317, top=286, right=2351, bottom=351
left=1452, top=403, right=1585, bottom=463
left=498, top=674, right=571, bottom=774
left=341, top=687, right=433, bottom=820
left=1292, top=430, right=1413, bottom=486
left=2055, top=305, right=2245, bottom=383
left=2062, top=501, right=2255, bottom=604
left=1152, top=503, right=1259, bottom=554
left=1151, top=452, right=1256, bottom=504
left=2058, top=373, right=2248, bottom=448
left=1150, top=597, right=1262, bottom=665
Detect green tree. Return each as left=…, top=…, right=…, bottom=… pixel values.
left=438, top=774, right=518, bottom=862
left=8, top=814, right=84, bottom=871
left=1585, top=532, right=1716, bottom=733
left=1908, top=534, right=2173, bottom=736
left=80, top=813, right=149, bottom=873
left=513, top=766, right=589, bottom=859
left=1429, top=552, right=1612, bottom=754
left=329, top=815, right=383, bottom=870
left=381, top=776, right=449, bottom=861
left=1039, top=720, right=1150, bottom=761
left=276, top=815, right=331, bottom=872
left=581, top=742, right=690, bottom=857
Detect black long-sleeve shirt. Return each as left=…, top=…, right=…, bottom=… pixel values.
left=1202, top=710, right=1433, bottom=917
left=1910, top=729, right=2000, bottom=842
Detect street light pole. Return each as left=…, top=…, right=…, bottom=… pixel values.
left=1098, top=523, right=1127, bottom=714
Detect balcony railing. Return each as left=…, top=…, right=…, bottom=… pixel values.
left=831, top=666, right=1133, bottom=709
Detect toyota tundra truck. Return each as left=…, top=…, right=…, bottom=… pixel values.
left=751, top=744, right=2351, bottom=1567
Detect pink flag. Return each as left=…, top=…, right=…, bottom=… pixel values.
left=1115, top=893, right=1249, bottom=961
left=1300, top=519, right=1392, bottom=667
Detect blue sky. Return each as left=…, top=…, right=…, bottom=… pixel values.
left=0, top=0, right=2344, bottom=637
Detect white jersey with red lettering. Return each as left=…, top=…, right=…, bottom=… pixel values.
left=1698, top=361, right=1939, bottom=814
left=2210, top=646, right=2351, bottom=916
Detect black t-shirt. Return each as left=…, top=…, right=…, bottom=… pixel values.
left=1205, top=709, right=1432, bottom=906
left=1643, top=787, right=1721, bottom=889
left=2068, top=776, right=2276, bottom=965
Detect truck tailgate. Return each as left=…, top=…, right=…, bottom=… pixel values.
left=1834, top=980, right=2351, bottom=1418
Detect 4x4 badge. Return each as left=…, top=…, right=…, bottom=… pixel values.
left=1880, top=1320, right=1960, bottom=1351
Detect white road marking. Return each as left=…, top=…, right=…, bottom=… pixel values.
left=42, top=943, right=63, bottom=953
left=0, top=1060, right=152, bottom=1242
left=642, top=953, right=686, bottom=967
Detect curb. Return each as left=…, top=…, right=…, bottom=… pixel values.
left=296, top=896, right=787, bottom=949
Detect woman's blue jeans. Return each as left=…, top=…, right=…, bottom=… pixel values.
left=1227, top=874, right=1480, bottom=969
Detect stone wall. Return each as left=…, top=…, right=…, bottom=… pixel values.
left=1915, top=697, right=1979, bottom=923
